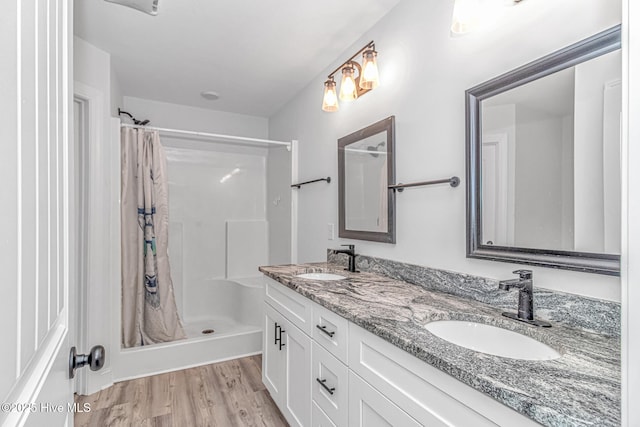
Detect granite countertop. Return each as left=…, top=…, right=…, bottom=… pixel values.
left=259, top=263, right=621, bottom=427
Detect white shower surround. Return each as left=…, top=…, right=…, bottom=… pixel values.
left=117, top=140, right=271, bottom=380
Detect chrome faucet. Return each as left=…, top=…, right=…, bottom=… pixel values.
left=498, top=270, right=551, bottom=327
left=332, top=244, right=359, bottom=273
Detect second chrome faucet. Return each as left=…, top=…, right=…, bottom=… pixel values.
left=498, top=270, right=551, bottom=328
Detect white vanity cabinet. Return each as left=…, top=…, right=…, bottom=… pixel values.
left=262, top=276, right=537, bottom=427
left=263, top=283, right=313, bottom=427
left=348, top=371, right=421, bottom=427
left=312, top=342, right=349, bottom=426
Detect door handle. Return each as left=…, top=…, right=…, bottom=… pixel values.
left=69, top=345, right=106, bottom=379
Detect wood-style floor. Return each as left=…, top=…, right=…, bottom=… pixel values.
left=74, top=355, right=288, bottom=427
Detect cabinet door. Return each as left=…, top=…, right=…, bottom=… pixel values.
left=348, top=372, right=421, bottom=427
left=312, top=402, right=338, bottom=427
left=312, top=342, right=348, bottom=426
left=263, top=303, right=286, bottom=405
left=282, top=317, right=313, bottom=427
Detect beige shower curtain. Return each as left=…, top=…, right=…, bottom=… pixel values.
left=121, top=128, right=186, bottom=348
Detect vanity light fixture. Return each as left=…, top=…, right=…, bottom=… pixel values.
left=321, top=40, right=380, bottom=112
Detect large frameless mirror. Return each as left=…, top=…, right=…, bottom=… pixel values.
left=338, top=116, right=396, bottom=243
left=466, top=26, right=621, bottom=275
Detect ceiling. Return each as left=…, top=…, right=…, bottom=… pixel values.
left=74, top=0, right=403, bottom=117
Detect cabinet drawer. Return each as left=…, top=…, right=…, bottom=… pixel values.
left=348, top=371, right=421, bottom=427
left=349, top=324, right=537, bottom=427
left=312, top=402, right=337, bottom=427
left=312, top=342, right=348, bottom=427
left=264, top=276, right=313, bottom=335
left=312, top=302, right=349, bottom=363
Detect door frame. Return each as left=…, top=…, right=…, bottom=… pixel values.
left=621, top=0, right=640, bottom=424
left=72, top=83, right=116, bottom=396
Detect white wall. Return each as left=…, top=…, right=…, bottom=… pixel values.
left=513, top=105, right=565, bottom=249
left=110, top=62, right=123, bottom=117
left=75, top=37, right=110, bottom=107
left=269, top=0, right=621, bottom=301
left=122, top=96, right=268, bottom=138
left=574, top=50, right=622, bottom=253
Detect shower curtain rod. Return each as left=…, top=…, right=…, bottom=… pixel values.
left=120, top=123, right=292, bottom=149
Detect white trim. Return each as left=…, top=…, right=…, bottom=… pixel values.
left=72, top=82, right=116, bottom=396
left=121, top=123, right=292, bottom=148
left=116, top=350, right=262, bottom=383
left=621, top=0, right=639, bottom=424
left=16, top=0, right=23, bottom=381
left=290, top=140, right=299, bottom=264
left=108, top=117, right=122, bottom=391
left=72, top=83, right=103, bottom=396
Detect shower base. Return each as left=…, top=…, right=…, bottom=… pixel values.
left=115, top=277, right=264, bottom=382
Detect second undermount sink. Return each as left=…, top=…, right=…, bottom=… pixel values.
left=295, top=272, right=346, bottom=281
left=425, top=321, right=561, bottom=361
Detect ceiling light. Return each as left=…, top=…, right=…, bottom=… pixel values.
left=321, top=41, right=380, bottom=112
left=450, top=0, right=482, bottom=34
left=451, top=0, right=522, bottom=36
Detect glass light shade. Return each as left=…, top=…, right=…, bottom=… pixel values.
left=451, top=0, right=481, bottom=35
left=359, top=50, right=380, bottom=90
left=339, top=66, right=358, bottom=102
left=322, top=79, right=339, bottom=112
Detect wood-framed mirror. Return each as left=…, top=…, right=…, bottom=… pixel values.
left=338, top=116, right=396, bottom=243
left=466, top=26, right=621, bottom=275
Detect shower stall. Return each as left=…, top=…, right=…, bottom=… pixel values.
left=116, top=124, right=293, bottom=380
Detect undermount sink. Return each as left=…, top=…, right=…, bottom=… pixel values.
left=295, top=272, right=346, bottom=281
left=425, top=321, right=561, bottom=361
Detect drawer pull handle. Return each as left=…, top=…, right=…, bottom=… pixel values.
left=316, top=324, right=336, bottom=338
left=316, top=378, right=335, bottom=395
left=279, top=328, right=286, bottom=350
left=274, top=323, right=281, bottom=346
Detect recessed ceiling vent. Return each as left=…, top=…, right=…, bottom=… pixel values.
left=104, top=0, right=159, bottom=16
left=201, top=91, right=220, bottom=101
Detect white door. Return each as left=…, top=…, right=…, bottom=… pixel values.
left=481, top=133, right=510, bottom=246
left=0, top=1, right=76, bottom=426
